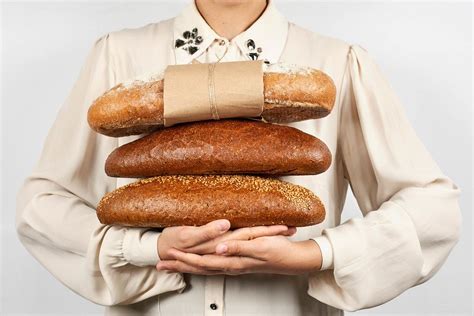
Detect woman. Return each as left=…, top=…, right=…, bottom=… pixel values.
left=16, top=0, right=462, bottom=315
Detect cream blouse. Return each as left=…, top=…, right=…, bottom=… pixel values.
left=15, top=1, right=462, bottom=315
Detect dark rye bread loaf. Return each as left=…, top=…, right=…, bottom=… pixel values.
left=105, top=119, right=332, bottom=177
left=96, top=175, right=326, bottom=228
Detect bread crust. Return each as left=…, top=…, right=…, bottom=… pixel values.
left=96, top=175, right=326, bottom=228
left=87, top=65, right=336, bottom=137
left=105, top=119, right=332, bottom=177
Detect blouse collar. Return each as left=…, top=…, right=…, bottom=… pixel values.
left=172, top=0, right=289, bottom=64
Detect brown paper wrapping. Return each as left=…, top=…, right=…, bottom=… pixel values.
left=163, top=60, right=264, bottom=127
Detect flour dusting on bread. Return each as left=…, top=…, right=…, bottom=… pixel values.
left=263, top=62, right=314, bottom=75
left=116, top=70, right=165, bottom=90
left=114, top=62, right=314, bottom=91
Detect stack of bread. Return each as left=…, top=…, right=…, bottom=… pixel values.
left=87, top=62, right=336, bottom=229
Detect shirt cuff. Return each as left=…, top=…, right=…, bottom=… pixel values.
left=122, top=228, right=161, bottom=267
left=310, top=235, right=334, bottom=270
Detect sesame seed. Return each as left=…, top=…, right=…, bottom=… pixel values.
left=97, top=175, right=320, bottom=212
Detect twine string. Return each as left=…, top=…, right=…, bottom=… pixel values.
left=208, top=63, right=219, bottom=120
left=193, top=42, right=229, bottom=121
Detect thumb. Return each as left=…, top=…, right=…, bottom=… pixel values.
left=185, top=219, right=231, bottom=246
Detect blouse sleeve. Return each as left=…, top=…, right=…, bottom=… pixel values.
left=306, top=44, right=462, bottom=311
left=15, top=34, right=186, bottom=306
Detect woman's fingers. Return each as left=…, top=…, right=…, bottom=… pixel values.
left=156, top=260, right=222, bottom=275
left=280, top=226, right=297, bottom=236
left=216, top=238, right=270, bottom=260
left=186, top=225, right=297, bottom=254
left=231, top=225, right=289, bottom=240
left=165, top=248, right=265, bottom=274
left=178, top=219, right=231, bottom=247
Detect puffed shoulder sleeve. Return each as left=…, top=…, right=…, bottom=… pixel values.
left=306, top=44, right=462, bottom=311
left=15, top=34, right=186, bottom=306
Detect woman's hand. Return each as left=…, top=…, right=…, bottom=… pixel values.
left=156, top=233, right=322, bottom=275
left=157, top=219, right=297, bottom=260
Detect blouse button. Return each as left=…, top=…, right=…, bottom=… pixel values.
left=210, top=303, right=218, bottom=310
left=218, top=39, right=226, bottom=46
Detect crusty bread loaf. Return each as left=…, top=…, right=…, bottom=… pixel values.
left=87, top=63, right=336, bottom=137
left=105, top=119, right=331, bottom=177
left=96, top=175, right=325, bottom=228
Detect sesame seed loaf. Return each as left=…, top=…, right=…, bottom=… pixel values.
left=87, top=63, right=336, bottom=137
left=96, top=175, right=325, bottom=228
left=105, top=119, right=332, bottom=177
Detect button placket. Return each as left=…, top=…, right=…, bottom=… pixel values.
left=204, top=275, right=225, bottom=316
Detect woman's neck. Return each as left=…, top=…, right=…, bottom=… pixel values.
left=195, top=0, right=267, bottom=40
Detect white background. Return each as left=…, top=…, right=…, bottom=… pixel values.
left=1, top=1, right=472, bottom=315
